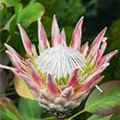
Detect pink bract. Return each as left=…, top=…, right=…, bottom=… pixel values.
left=0, top=16, right=117, bottom=118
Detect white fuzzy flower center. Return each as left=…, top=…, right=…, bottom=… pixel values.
left=35, top=45, right=85, bottom=78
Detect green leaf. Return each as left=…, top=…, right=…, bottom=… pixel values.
left=106, top=19, right=120, bottom=80
left=0, top=107, right=19, bottom=120
left=87, top=114, right=111, bottom=120
left=10, top=15, right=17, bottom=34
left=107, top=19, right=120, bottom=51
left=25, top=117, right=55, bottom=120
left=18, top=97, right=43, bottom=118
left=85, top=81, right=120, bottom=115
left=0, top=99, right=22, bottom=120
left=0, top=0, right=20, bottom=7
left=14, top=3, right=23, bottom=14
left=0, top=3, right=7, bottom=20
left=64, top=26, right=73, bottom=44
left=110, top=108, right=120, bottom=120
left=3, top=14, right=16, bottom=31
left=17, top=2, right=45, bottom=28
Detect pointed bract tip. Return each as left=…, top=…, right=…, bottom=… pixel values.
left=0, top=64, right=17, bottom=72
left=18, top=23, right=23, bottom=31
left=104, top=27, right=107, bottom=30
left=4, top=44, right=13, bottom=51
left=103, top=62, right=110, bottom=66
left=5, top=50, right=9, bottom=54
left=102, top=37, right=107, bottom=42
left=4, top=43, right=7, bottom=46
left=73, top=68, right=79, bottom=72
left=99, top=27, right=107, bottom=35
left=103, top=27, right=107, bottom=33
left=4, top=43, right=9, bottom=48
left=78, top=16, right=84, bottom=24
left=47, top=73, right=60, bottom=94
left=110, top=50, right=118, bottom=57
left=53, top=14, right=58, bottom=22
left=53, top=14, right=56, bottom=18
left=38, top=17, right=41, bottom=21
left=47, top=73, right=53, bottom=80
left=17, top=23, right=21, bottom=28
left=80, top=16, right=84, bottom=20
left=38, top=18, right=42, bottom=25
left=115, top=50, right=118, bottom=53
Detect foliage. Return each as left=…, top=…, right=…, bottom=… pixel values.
left=85, top=81, right=120, bottom=115
left=68, top=81, right=120, bottom=120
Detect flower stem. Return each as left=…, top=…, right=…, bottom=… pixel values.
left=67, top=109, right=85, bottom=120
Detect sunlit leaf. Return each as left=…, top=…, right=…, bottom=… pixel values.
left=17, top=2, right=45, bottom=27
left=14, top=3, right=23, bottom=14
left=85, top=81, right=120, bottom=115
left=0, top=0, right=20, bottom=7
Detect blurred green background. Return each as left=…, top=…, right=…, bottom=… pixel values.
left=0, top=0, right=120, bottom=120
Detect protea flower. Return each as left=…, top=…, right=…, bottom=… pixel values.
left=0, top=16, right=117, bottom=119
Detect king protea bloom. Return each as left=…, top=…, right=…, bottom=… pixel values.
left=0, top=16, right=117, bottom=118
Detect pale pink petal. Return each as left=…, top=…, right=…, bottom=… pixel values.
left=89, top=27, right=107, bottom=53
left=40, top=89, right=55, bottom=101
left=19, top=73, right=39, bottom=89
left=72, top=90, right=89, bottom=100
left=18, top=24, right=33, bottom=56
left=78, top=76, right=104, bottom=92
left=62, top=86, right=74, bottom=98
left=60, top=28, right=66, bottom=46
left=6, top=51, right=25, bottom=73
left=47, top=74, right=60, bottom=95
left=0, top=64, right=17, bottom=73
left=67, top=69, right=79, bottom=88
left=85, top=70, right=102, bottom=83
left=81, top=42, right=89, bottom=57
left=31, top=44, right=38, bottom=57
left=97, top=40, right=107, bottom=62
left=5, top=44, right=22, bottom=60
left=89, top=52, right=98, bottom=67
left=5, top=44, right=26, bottom=68
left=97, top=63, right=110, bottom=72
left=98, top=50, right=118, bottom=67
left=70, top=16, right=84, bottom=50
left=51, top=15, right=60, bottom=46
left=79, top=68, right=104, bottom=91
left=19, top=74, right=40, bottom=96
left=38, top=18, right=49, bottom=52
left=27, top=61, right=44, bottom=87
left=100, top=39, right=107, bottom=56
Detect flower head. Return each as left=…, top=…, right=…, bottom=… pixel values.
left=0, top=16, right=117, bottom=118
